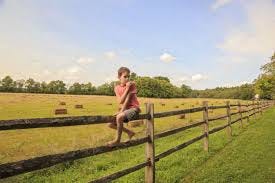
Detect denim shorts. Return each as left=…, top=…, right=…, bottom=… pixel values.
left=123, top=108, right=140, bottom=123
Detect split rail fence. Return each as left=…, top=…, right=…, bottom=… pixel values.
left=0, top=100, right=274, bottom=182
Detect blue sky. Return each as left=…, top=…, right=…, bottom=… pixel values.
left=0, top=0, right=274, bottom=89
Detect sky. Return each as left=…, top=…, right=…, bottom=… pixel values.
left=0, top=0, right=274, bottom=89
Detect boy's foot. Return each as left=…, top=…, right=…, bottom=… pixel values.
left=107, top=140, right=120, bottom=147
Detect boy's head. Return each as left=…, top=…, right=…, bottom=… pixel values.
left=117, top=67, right=130, bottom=85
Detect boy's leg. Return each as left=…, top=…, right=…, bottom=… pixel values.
left=107, top=112, right=135, bottom=146
left=107, top=112, right=125, bottom=146
left=107, top=122, right=135, bottom=136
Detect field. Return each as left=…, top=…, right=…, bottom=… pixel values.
left=0, top=93, right=273, bottom=182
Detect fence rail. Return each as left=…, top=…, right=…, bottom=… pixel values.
left=0, top=100, right=274, bottom=182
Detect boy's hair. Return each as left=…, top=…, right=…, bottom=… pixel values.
left=117, top=67, right=130, bottom=77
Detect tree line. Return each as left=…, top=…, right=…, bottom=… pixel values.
left=0, top=53, right=274, bottom=100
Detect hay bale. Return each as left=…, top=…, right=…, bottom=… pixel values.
left=178, top=114, right=185, bottom=119
left=75, top=104, right=83, bottom=109
left=181, top=103, right=185, bottom=106
left=128, top=120, right=144, bottom=127
left=106, top=103, right=113, bottom=106
left=160, top=103, right=165, bottom=106
left=174, top=105, right=179, bottom=108
left=55, top=109, right=67, bottom=115
left=59, top=102, right=66, bottom=105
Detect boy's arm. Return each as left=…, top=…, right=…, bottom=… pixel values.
left=116, top=87, right=130, bottom=104
left=115, top=82, right=135, bottom=104
left=119, top=92, right=132, bottom=112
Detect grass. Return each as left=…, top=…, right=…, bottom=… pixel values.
left=0, top=93, right=273, bottom=182
left=181, top=107, right=275, bottom=183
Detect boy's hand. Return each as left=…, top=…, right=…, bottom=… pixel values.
left=113, top=110, right=123, bottom=116
left=126, top=81, right=135, bottom=89
left=113, top=111, right=120, bottom=116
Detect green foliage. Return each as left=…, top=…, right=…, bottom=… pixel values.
left=47, top=80, right=66, bottom=94
left=95, top=83, right=115, bottom=96
left=135, top=76, right=182, bottom=98
left=0, top=76, right=15, bottom=92
left=254, top=52, right=275, bottom=99
left=191, top=84, right=255, bottom=100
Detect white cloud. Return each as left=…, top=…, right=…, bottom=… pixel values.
left=211, top=0, right=233, bottom=10
left=220, top=80, right=252, bottom=87
left=105, top=75, right=117, bottom=83
left=179, top=76, right=190, bottom=82
left=105, top=51, right=117, bottom=60
left=239, top=80, right=249, bottom=85
left=175, top=74, right=208, bottom=87
left=76, top=57, right=95, bottom=65
left=67, top=66, right=82, bottom=74
left=176, top=74, right=208, bottom=84
left=217, top=0, right=275, bottom=60
left=54, top=66, right=84, bottom=84
left=191, top=74, right=208, bottom=81
left=160, top=53, right=176, bottom=63
left=42, top=69, right=51, bottom=75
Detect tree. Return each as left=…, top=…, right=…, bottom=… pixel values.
left=14, top=79, right=25, bottom=92
left=254, top=52, right=275, bottom=99
left=180, top=84, right=192, bottom=97
left=130, top=72, right=137, bottom=81
left=153, top=76, right=170, bottom=83
left=81, top=82, right=96, bottom=95
left=40, top=81, right=48, bottom=93
left=1, top=76, right=15, bottom=92
left=25, top=78, right=38, bottom=93
left=68, top=82, right=82, bottom=94
left=47, top=80, right=66, bottom=94
left=96, top=83, right=115, bottom=96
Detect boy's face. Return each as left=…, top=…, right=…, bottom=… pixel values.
left=119, top=72, right=130, bottom=85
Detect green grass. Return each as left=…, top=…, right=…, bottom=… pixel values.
left=0, top=93, right=273, bottom=183
left=181, top=107, right=275, bottom=183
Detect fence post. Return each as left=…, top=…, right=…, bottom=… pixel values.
left=226, top=101, right=232, bottom=138
left=145, top=103, right=155, bottom=183
left=258, top=101, right=263, bottom=116
left=252, top=100, right=256, bottom=119
left=259, top=101, right=263, bottom=115
left=238, top=101, right=243, bottom=128
left=246, top=102, right=250, bottom=123
left=202, top=101, right=209, bottom=152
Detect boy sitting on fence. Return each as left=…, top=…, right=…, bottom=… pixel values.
left=107, top=67, right=141, bottom=147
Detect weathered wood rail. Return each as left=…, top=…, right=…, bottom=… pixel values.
left=0, top=100, right=274, bottom=182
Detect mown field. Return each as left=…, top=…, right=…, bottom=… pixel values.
left=0, top=93, right=272, bottom=183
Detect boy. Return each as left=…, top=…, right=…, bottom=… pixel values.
left=107, top=67, right=141, bottom=147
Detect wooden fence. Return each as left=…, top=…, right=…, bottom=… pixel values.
left=0, top=100, right=274, bottom=182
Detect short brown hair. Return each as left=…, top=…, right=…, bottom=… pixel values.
left=117, top=67, right=130, bottom=77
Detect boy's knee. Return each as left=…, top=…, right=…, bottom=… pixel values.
left=116, top=113, right=125, bottom=121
